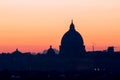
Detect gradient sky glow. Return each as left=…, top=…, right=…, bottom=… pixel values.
left=0, top=0, right=120, bottom=53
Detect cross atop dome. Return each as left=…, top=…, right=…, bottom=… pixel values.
left=70, top=19, right=75, bottom=31
left=71, top=19, right=73, bottom=24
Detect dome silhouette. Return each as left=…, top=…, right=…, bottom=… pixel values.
left=47, top=45, right=56, bottom=55
left=60, top=20, right=86, bottom=56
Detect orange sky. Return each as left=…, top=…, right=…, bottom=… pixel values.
left=0, top=0, right=120, bottom=53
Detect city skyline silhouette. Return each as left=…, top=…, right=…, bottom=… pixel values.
left=0, top=20, right=119, bottom=54
left=0, top=21, right=119, bottom=80
left=0, top=0, right=120, bottom=52
left=0, top=1, right=120, bottom=79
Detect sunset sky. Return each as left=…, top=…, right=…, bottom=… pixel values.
left=0, top=0, right=120, bottom=53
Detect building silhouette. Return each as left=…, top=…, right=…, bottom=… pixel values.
left=12, top=48, right=22, bottom=55
left=46, top=45, right=56, bottom=55
left=107, top=46, right=114, bottom=53
left=59, top=20, right=86, bottom=56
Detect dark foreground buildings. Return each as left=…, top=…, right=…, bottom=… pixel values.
left=0, top=21, right=120, bottom=80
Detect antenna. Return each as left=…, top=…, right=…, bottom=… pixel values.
left=92, top=43, right=94, bottom=52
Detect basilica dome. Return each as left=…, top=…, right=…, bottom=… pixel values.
left=60, top=21, right=86, bottom=56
